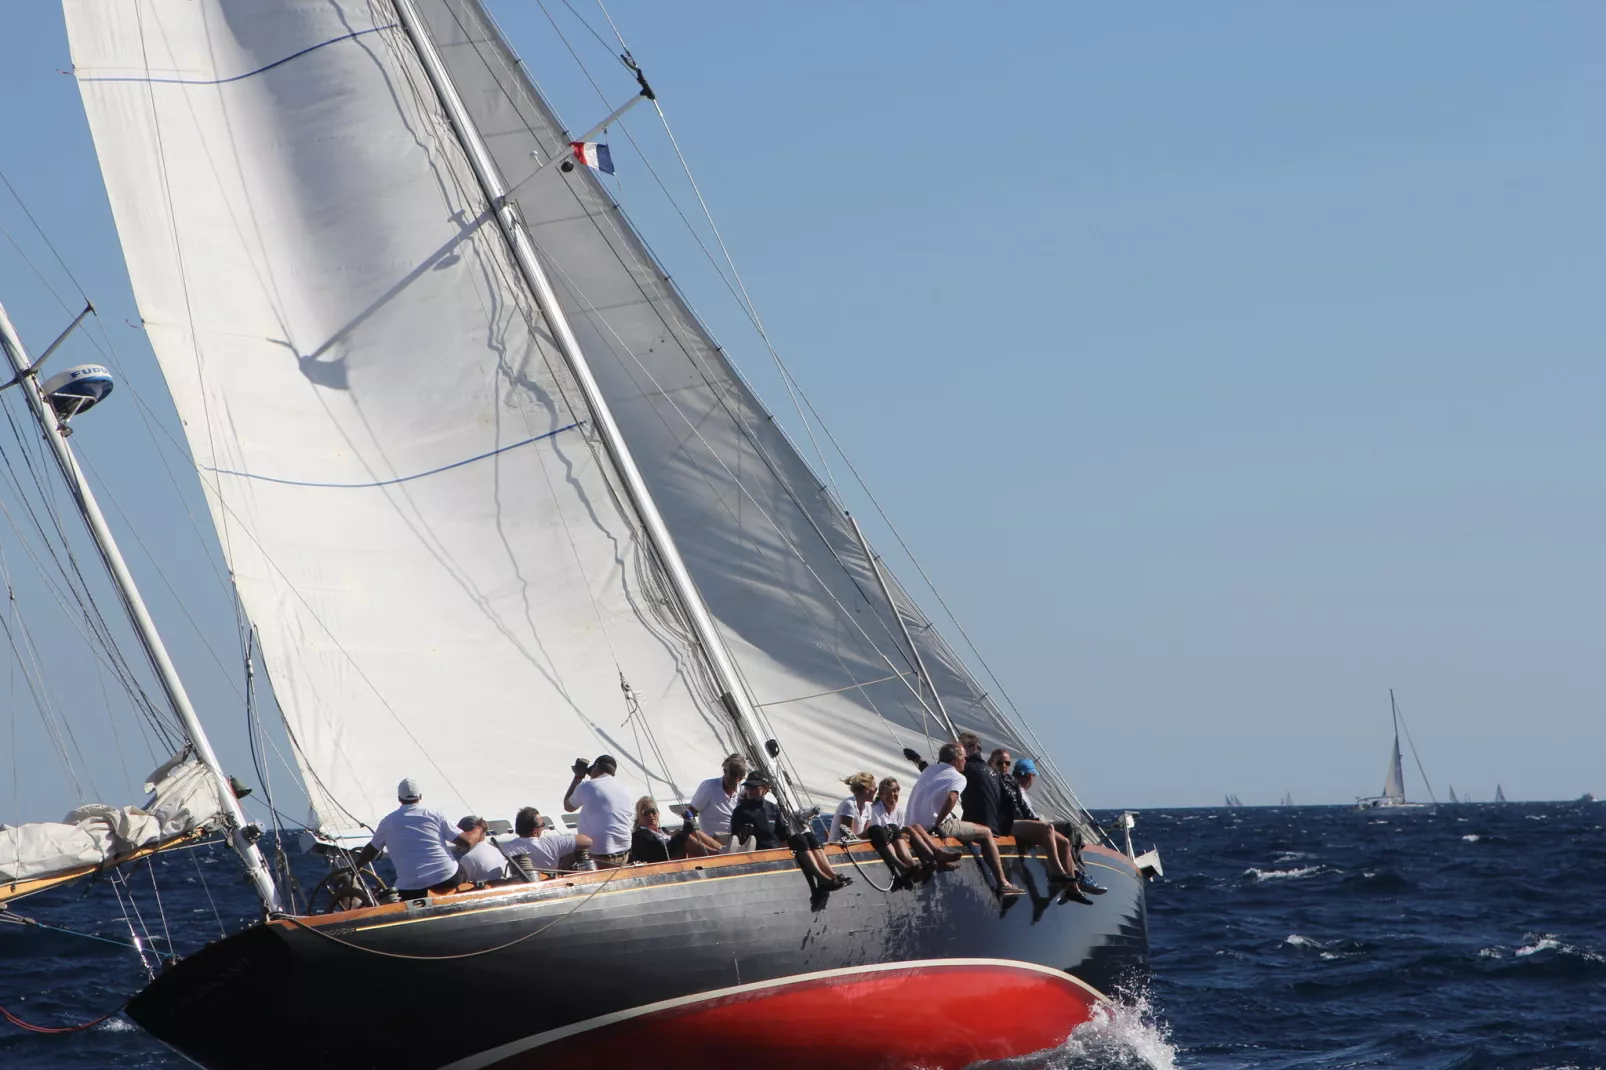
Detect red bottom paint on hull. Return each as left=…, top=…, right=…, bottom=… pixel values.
left=464, top=960, right=1103, bottom=1070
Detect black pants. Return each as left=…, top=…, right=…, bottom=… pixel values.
left=398, top=863, right=465, bottom=900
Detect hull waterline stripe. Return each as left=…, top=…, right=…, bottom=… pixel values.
left=438, top=958, right=1109, bottom=1070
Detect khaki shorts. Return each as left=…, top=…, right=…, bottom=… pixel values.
left=935, top=816, right=990, bottom=843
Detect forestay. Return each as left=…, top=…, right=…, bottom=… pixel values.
left=64, top=0, right=745, bottom=838
left=414, top=0, right=1080, bottom=819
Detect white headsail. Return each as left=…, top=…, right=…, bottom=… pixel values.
left=1382, top=735, right=1405, bottom=801
left=63, top=0, right=1078, bottom=829
left=413, top=0, right=1077, bottom=816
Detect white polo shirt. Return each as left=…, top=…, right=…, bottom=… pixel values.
left=828, top=796, right=872, bottom=841
left=368, top=803, right=459, bottom=889
left=571, top=774, right=635, bottom=855
left=688, top=776, right=742, bottom=837
left=869, top=799, right=907, bottom=828
left=457, top=840, right=509, bottom=883
left=906, top=763, right=966, bottom=830
left=503, top=833, right=580, bottom=873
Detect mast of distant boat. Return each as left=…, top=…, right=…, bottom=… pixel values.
left=0, top=300, right=281, bottom=912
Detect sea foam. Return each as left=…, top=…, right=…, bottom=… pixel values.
left=1244, top=865, right=1322, bottom=881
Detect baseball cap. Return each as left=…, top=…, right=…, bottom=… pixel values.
left=457, top=815, right=486, bottom=832
left=1013, top=758, right=1038, bottom=776
left=397, top=777, right=423, bottom=802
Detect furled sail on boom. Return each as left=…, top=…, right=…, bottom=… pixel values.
left=64, top=0, right=1079, bottom=832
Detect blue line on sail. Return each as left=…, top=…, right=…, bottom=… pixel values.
left=207, top=422, right=584, bottom=489
left=79, top=26, right=397, bottom=86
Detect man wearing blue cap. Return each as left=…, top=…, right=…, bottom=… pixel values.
left=1011, top=758, right=1106, bottom=897
left=349, top=777, right=479, bottom=899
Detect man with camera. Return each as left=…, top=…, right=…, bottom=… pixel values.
left=562, top=754, right=634, bottom=868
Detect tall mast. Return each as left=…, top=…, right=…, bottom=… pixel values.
left=847, top=513, right=959, bottom=741
left=389, top=0, right=800, bottom=814
left=0, top=300, right=281, bottom=913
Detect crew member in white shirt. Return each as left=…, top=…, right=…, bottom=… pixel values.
left=563, top=754, right=635, bottom=868
left=349, top=778, right=476, bottom=899
left=502, top=807, right=593, bottom=878
left=684, top=753, right=748, bottom=842
left=828, top=771, right=877, bottom=842
left=907, top=743, right=1023, bottom=896
left=868, top=776, right=959, bottom=871
left=453, top=816, right=511, bottom=883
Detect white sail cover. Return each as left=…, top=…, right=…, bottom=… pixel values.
left=1382, top=737, right=1405, bottom=801
left=414, top=0, right=1080, bottom=819
left=65, top=0, right=1081, bottom=829
left=64, top=0, right=745, bottom=837
left=1, top=755, right=220, bottom=886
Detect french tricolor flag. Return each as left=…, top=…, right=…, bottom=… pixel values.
left=570, top=141, right=615, bottom=175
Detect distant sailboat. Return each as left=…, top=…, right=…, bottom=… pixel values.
left=1355, top=690, right=1434, bottom=810
left=1281, top=792, right=1294, bottom=807
left=1495, top=784, right=1508, bottom=803
left=1224, top=794, right=1243, bottom=808
left=1448, top=785, right=1460, bottom=804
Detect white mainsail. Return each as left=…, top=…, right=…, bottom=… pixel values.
left=64, top=0, right=742, bottom=836
left=1381, top=735, right=1405, bottom=801
left=63, top=0, right=1078, bottom=831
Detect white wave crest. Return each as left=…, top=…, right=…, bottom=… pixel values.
left=1462, top=834, right=1481, bottom=842
left=1514, top=934, right=1606, bottom=962
left=1284, top=933, right=1327, bottom=949
left=95, top=1016, right=137, bottom=1033
left=1245, top=865, right=1322, bottom=881
left=986, top=988, right=1178, bottom=1069
left=1478, top=946, right=1504, bottom=958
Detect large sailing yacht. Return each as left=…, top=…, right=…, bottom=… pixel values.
left=0, top=1, right=1155, bottom=1067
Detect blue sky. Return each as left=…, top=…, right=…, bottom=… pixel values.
left=1, top=3, right=1601, bottom=822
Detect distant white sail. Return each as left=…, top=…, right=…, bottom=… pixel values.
left=1448, top=785, right=1459, bottom=804
left=1495, top=784, right=1507, bottom=803
left=64, top=0, right=746, bottom=836
left=1, top=755, right=220, bottom=888
left=1382, top=736, right=1406, bottom=801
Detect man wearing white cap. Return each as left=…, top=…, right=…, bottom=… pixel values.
left=350, top=778, right=478, bottom=899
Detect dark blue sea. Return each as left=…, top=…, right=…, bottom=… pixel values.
left=4, top=801, right=1602, bottom=1068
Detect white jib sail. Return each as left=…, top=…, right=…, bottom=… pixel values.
left=412, top=0, right=1082, bottom=819
left=64, top=0, right=746, bottom=838
left=1382, top=737, right=1406, bottom=801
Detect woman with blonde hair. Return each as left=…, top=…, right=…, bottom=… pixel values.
left=629, top=796, right=721, bottom=864
left=828, top=772, right=878, bottom=842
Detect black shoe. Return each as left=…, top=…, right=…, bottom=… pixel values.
left=1078, top=876, right=1108, bottom=895
left=1060, top=885, right=1094, bottom=905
